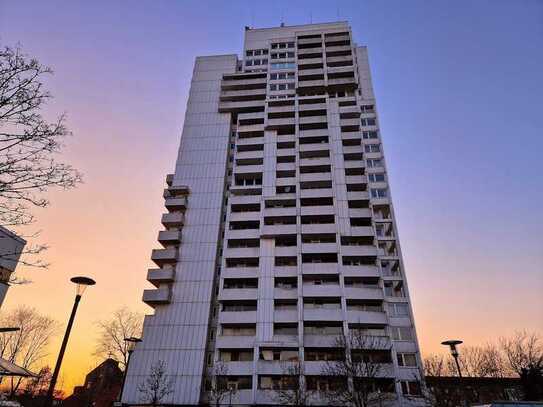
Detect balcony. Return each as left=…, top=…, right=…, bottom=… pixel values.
left=348, top=208, right=372, bottom=218
left=297, top=57, right=324, bottom=66
left=347, top=191, right=370, bottom=200
left=264, top=207, right=296, bottom=217
left=221, top=361, right=254, bottom=376
left=218, top=100, right=265, bottom=113
left=302, top=284, right=341, bottom=297
left=300, top=206, right=335, bottom=216
left=222, top=267, right=259, bottom=279
left=226, top=229, right=260, bottom=240
left=344, top=287, right=383, bottom=300
left=341, top=265, right=380, bottom=278
left=151, top=248, right=177, bottom=267
left=163, top=184, right=189, bottom=198
left=237, top=123, right=265, bottom=133
left=216, top=335, right=255, bottom=348
left=261, top=224, right=297, bottom=237
left=266, top=117, right=295, bottom=129
left=142, top=287, right=171, bottom=306
left=274, top=309, right=298, bottom=323
left=303, top=308, right=343, bottom=321
left=236, top=137, right=264, bottom=147
left=219, top=311, right=257, bottom=324
left=257, top=360, right=297, bottom=375
left=303, top=335, right=337, bottom=347
left=275, top=246, right=297, bottom=257
left=299, top=115, right=327, bottom=125
left=341, top=246, right=378, bottom=257
left=300, top=223, right=335, bottom=234
left=347, top=310, right=387, bottom=325
left=301, top=263, right=338, bottom=275
left=299, top=157, right=331, bottom=168
left=339, top=118, right=360, bottom=127
left=299, top=128, right=328, bottom=138
left=229, top=195, right=261, bottom=205
left=157, top=230, right=182, bottom=246
left=298, top=47, right=323, bottom=55
left=301, top=243, right=338, bottom=254
left=274, top=287, right=298, bottom=300
left=235, top=150, right=264, bottom=160
left=220, top=288, right=258, bottom=301
left=274, top=266, right=297, bottom=278
left=298, top=37, right=323, bottom=46
left=300, top=172, right=332, bottom=183
left=299, top=143, right=330, bottom=153
left=146, top=268, right=175, bottom=287
left=299, top=187, right=333, bottom=199
left=220, top=88, right=267, bottom=100
left=161, top=212, right=184, bottom=227
left=224, top=247, right=260, bottom=258
left=164, top=196, right=187, bottom=211
left=326, top=55, right=353, bottom=65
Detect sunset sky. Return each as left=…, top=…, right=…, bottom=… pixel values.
left=1, top=0, right=542, bottom=394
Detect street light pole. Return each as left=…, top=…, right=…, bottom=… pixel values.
left=44, top=276, right=95, bottom=407
left=441, top=339, right=463, bottom=377
left=118, top=337, right=142, bottom=403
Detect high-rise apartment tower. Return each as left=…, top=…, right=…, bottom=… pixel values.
left=122, top=21, right=424, bottom=406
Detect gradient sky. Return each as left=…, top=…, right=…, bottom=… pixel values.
left=1, top=0, right=542, bottom=393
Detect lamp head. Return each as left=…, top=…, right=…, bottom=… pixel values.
left=124, top=336, right=142, bottom=352
left=441, top=339, right=463, bottom=357
left=70, top=276, right=96, bottom=296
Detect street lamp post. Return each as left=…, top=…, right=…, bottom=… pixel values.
left=118, top=336, right=142, bottom=403
left=441, top=339, right=463, bottom=378
left=44, top=276, right=96, bottom=407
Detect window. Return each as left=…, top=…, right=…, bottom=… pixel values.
left=304, top=324, right=343, bottom=335
left=361, top=118, right=376, bottom=126
left=384, top=281, right=405, bottom=298
left=271, top=62, right=296, bottom=70
left=371, top=188, right=387, bottom=199
left=364, top=144, right=380, bottom=153
left=274, top=323, right=298, bottom=335
left=391, top=326, right=413, bottom=341
left=368, top=173, right=385, bottom=183
left=246, top=50, right=253, bottom=57
left=254, top=49, right=262, bottom=56
left=362, top=131, right=378, bottom=139
left=270, top=84, right=277, bottom=91
left=254, top=59, right=261, bottom=66
left=401, top=381, right=422, bottom=396
left=388, top=302, right=409, bottom=317
left=367, top=159, right=383, bottom=168
left=397, top=353, right=417, bottom=367
left=245, top=60, right=253, bottom=66
left=361, top=105, right=374, bottom=113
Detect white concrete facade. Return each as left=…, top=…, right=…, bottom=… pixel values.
left=0, top=226, right=26, bottom=308
left=122, top=21, right=424, bottom=406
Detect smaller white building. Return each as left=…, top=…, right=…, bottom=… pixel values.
left=0, top=226, right=26, bottom=308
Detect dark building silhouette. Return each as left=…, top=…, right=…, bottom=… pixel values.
left=425, top=376, right=524, bottom=405
left=63, top=358, right=123, bottom=407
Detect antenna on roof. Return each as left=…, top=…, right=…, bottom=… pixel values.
left=280, top=9, right=284, bottom=27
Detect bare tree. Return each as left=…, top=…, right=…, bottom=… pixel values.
left=94, top=306, right=143, bottom=370
left=500, top=331, right=543, bottom=376
left=320, top=332, right=396, bottom=407
left=273, top=360, right=313, bottom=406
left=137, top=360, right=174, bottom=406
left=0, top=45, right=82, bottom=270
left=206, top=361, right=237, bottom=407
left=0, top=306, right=59, bottom=395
